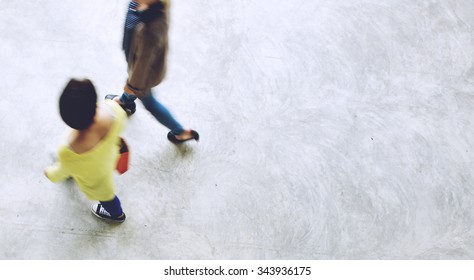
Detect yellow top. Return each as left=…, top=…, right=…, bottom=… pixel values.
left=45, top=100, right=127, bottom=201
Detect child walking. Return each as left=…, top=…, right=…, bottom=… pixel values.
left=45, top=79, right=127, bottom=223
left=107, top=0, right=199, bottom=144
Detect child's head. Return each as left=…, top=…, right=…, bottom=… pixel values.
left=59, top=78, right=97, bottom=130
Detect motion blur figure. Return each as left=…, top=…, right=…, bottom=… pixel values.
left=107, top=0, right=199, bottom=144
left=45, top=79, right=127, bottom=223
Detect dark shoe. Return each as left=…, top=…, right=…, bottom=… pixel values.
left=91, top=204, right=126, bottom=223
left=167, top=130, right=199, bottom=144
left=105, top=94, right=136, bottom=116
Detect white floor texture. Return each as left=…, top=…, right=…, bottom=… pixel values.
left=0, top=0, right=473, bottom=259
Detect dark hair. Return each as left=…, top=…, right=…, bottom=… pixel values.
left=59, top=79, right=97, bottom=130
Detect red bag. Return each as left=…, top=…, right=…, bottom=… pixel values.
left=116, top=138, right=129, bottom=174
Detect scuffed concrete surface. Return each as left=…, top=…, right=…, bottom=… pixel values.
left=0, top=0, right=473, bottom=259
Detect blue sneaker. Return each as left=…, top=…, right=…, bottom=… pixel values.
left=91, top=204, right=126, bottom=223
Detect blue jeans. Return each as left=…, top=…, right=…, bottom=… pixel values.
left=141, top=91, right=184, bottom=135
left=120, top=91, right=184, bottom=135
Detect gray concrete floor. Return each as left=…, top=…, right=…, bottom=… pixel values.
left=0, top=0, right=473, bottom=259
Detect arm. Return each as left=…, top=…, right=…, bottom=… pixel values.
left=45, top=162, right=70, bottom=183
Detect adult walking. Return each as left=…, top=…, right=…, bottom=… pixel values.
left=107, top=0, right=199, bottom=144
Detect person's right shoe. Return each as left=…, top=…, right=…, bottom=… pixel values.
left=91, top=204, right=126, bottom=223
left=167, top=130, right=199, bottom=144
left=105, top=94, right=136, bottom=116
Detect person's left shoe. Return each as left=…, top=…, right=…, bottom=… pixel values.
left=91, top=204, right=126, bottom=223
left=167, top=130, right=200, bottom=144
left=105, top=94, right=136, bottom=116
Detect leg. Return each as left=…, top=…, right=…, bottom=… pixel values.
left=119, top=92, right=137, bottom=104
left=140, top=90, right=185, bottom=135
left=100, top=195, right=124, bottom=218
left=91, top=195, right=126, bottom=223
left=105, top=93, right=137, bottom=116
